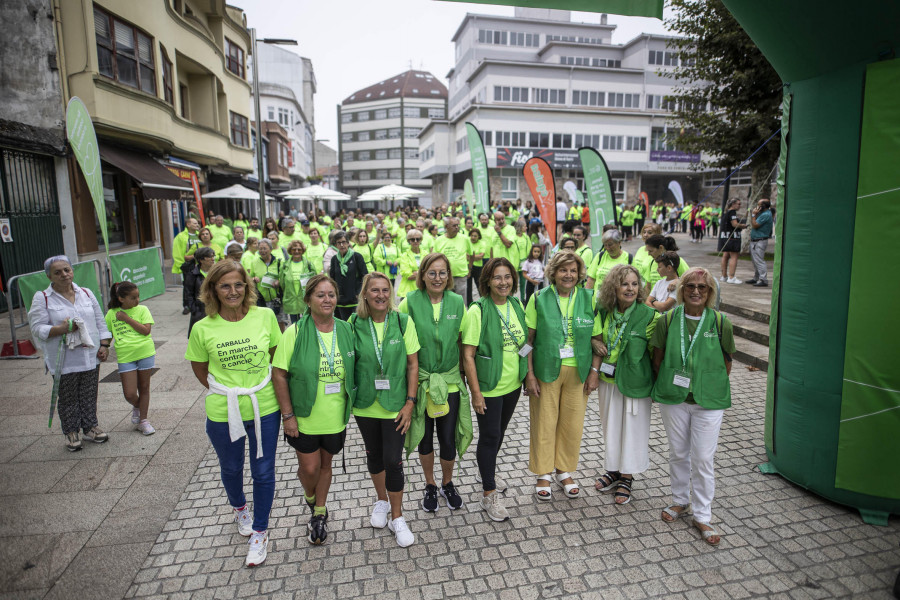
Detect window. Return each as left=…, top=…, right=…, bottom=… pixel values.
left=572, top=90, right=604, bottom=107
left=359, top=171, right=371, bottom=180
left=357, top=131, right=370, bottom=141
left=663, top=51, right=679, bottom=66
left=341, top=112, right=353, bottom=124
left=404, top=128, right=420, bottom=139
left=421, top=144, right=434, bottom=161
left=704, top=170, right=752, bottom=187
left=94, top=7, right=156, bottom=94
left=494, top=86, right=529, bottom=103
left=403, top=107, right=420, bottom=118
left=374, top=109, right=387, bottom=120
left=547, top=34, right=604, bottom=45
left=179, top=85, right=188, bottom=118
left=427, top=107, right=445, bottom=119
left=607, top=93, right=640, bottom=108
left=225, top=37, right=245, bottom=78
left=478, top=29, right=508, bottom=45
left=650, top=128, right=674, bottom=151
left=375, top=129, right=388, bottom=140
left=161, top=51, right=173, bottom=104
left=531, top=88, right=566, bottom=105
left=456, top=137, right=468, bottom=153
left=510, top=31, right=540, bottom=47
left=648, top=50, right=664, bottom=65
left=376, top=169, right=388, bottom=179
left=375, top=149, right=388, bottom=160
left=552, top=133, right=572, bottom=149
left=404, top=148, right=418, bottom=159
left=358, top=151, right=371, bottom=161
left=483, top=131, right=492, bottom=146
left=388, top=107, right=401, bottom=118
left=591, top=58, right=621, bottom=68
left=343, top=152, right=354, bottom=162
left=267, top=106, right=275, bottom=120
left=501, top=169, right=518, bottom=199
left=602, top=135, right=623, bottom=151
left=389, top=169, right=402, bottom=179
left=404, top=169, right=418, bottom=179
left=230, top=112, right=249, bottom=147
left=561, top=56, right=591, bottom=66
left=277, top=108, right=289, bottom=127
left=529, top=132, right=550, bottom=148
left=626, top=136, right=647, bottom=151
left=494, top=131, right=527, bottom=147
left=357, top=111, right=370, bottom=121
left=612, top=178, right=626, bottom=201
left=341, top=132, right=352, bottom=142
left=388, top=128, right=401, bottom=139
left=575, top=134, right=600, bottom=149
left=389, top=148, right=402, bottom=159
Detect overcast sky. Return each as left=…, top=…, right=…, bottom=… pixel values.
left=229, top=1, right=672, bottom=149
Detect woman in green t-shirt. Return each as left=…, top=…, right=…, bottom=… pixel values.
left=105, top=281, right=156, bottom=436
left=644, top=234, right=689, bottom=290
left=304, top=228, right=327, bottom=274
left=351, top=273, right=420, bottom=548
left=272, top=274, right=355, bottom=547
left=185, top=260, right=281, bottom=568
left=374, top=233, right=399, bottom=288
left=585, top=230, right=632, bottom=291
left=353, top=230, right=376, bottom=274
left=461, top=258, right=527, bottom=523
left=397, top=230, right=424, bottom=299
left=185, top=227, right=223, bottom=262
left=280, top=240, right=316, bottom=324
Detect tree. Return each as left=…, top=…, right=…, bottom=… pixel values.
left=663, top=0, right=782, bottom=197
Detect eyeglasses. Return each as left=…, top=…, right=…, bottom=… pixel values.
left=426, top=270, right=448, bottom=279
left=684, top=284, right=709, bottom=292
left=408, top=237, right=422, bottom=242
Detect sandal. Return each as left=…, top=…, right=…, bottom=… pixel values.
left=535, top=474, right=553, bottom=501
left=594, top=471, right=620, bottom=492
left=556, top=472, right=579, bottom=498
left=613, top=476, right=633, bottom=505
left=692, top=519, right=721, bottom=546
left=661, top=503, right=688, bottom=523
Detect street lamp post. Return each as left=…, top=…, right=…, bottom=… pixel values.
left=250, top=28, right=297, bottom=224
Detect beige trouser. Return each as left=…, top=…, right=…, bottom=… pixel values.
left=528, top=365, right=588, bottom=474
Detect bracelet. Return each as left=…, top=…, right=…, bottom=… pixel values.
left=282, top=413, right=295, bottom=421
left=406, top=395, right=418, bottom=404
left=590, top=367, right=600, bottom=374
left=100, top=343, right=110, bottom=348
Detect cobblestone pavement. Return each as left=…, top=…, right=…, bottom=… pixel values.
left=125, top=366, right=899, bottom=600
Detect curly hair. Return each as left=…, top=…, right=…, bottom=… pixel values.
left=545, top=250, right=585, bottom=285
left=597, top=264, right=646, bottom=313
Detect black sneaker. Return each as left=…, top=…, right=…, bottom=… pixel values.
left=182, top=306, right=190, bottom=315
left=307, top=514, right=327, bottom=545
left=422, top=484, right=439, bottom=512
left=745, top=279, right=758, bottom=285
left=440, top=481, right=464, bottom=510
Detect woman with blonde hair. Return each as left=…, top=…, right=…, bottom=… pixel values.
left=651, top=267, right=735, bottom=546
left=524, top=251, right=604, bottom=501
left=350, top=273, right=420, bottom=547
left=593, top=264, right=660, bottom=505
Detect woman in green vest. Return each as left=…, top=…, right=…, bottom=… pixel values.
left=397, top=230, right=424, bottom=299
left=651, top=267, right=735, bottom=547
left=272, top=274, right=356, bottom=547
left=524, top=251, right=604, bottom=501
left=351, top=273, right=420, bottom=548
left=398, top=253, right=471, bottom=514
left=461, top=258, right=527, bottom=523
left=280, top=240, right=317, bottom=324
left=593, top=264, right=660, bottom=506
left=249, top=239, right=284, bottom=332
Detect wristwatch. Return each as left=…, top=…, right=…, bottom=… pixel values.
left=406, top=395, right=418, bottom=404
left=282, top=413, right=295, bottom=421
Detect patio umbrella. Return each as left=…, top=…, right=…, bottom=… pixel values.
left=203, top=184, right=274, bottom=201
left=357, top=184, right=425, bottom=202
left=279, top=184, right=350, bottom=201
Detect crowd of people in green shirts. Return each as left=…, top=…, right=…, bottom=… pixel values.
left=173, top=197, right=737, bottom=568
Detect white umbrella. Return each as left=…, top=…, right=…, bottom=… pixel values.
left=279, top=184, right=350, bottom=201
left=203, top=184, right=274, bottom=201
left=358, top=184, right=425, bottom=202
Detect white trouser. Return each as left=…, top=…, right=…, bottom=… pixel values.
left=658, top=402, right=724, bottom=523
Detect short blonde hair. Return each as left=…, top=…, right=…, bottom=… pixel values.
left=287, top=239, right=306, bottom=254
left=597, top=264, right=646, bottom=313
left=545, top=250, right=585, bottom=285
left=356, top=272, right=396, bottom=319
left=675, top=267, right=718, bottom=309
left=415, top=253, right=453, bottom=292
left=199, top=261, right=257, bottom=317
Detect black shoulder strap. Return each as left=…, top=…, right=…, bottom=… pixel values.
left=627, top=252, right=633, bottom=265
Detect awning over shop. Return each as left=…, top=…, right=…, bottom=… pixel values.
left=98, top=144, right=194, bottom=201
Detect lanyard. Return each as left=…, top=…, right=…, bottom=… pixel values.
left=432, top=294, right=444, bottom=326
left=679, top=306, right=707, bottom=369
left=315, top=325, right=337, bottom=376
left=605, top=309, right=630, bottom=354
left=368, top=317, right=387, bottom=374
left=495, top=300, right=521, bottom=347
left=553, top=286, right=575, bottom=341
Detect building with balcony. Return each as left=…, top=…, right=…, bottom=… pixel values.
left=419, top=8, right=736, bottom=208
left=56, top=0, right=254, bottom=259
left=339, top=70, right=448, bottom=208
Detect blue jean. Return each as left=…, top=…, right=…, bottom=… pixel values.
left=206, top=411, right=280, bottom=532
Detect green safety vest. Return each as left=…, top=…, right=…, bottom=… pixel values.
left=405, top=290, right=464, bottom=374
left=471, top=296, right=527, bottom=392
left=597, top=302, right=656, bottom=397
left=287, top=315, right=357, bottom=423
left=651, top=307, right=731, bottom=409
left=533, top=286, right=595, bottom=383
left=350, top=312, right=409, bottom=412
left=279, top=258, right=316, bottom=315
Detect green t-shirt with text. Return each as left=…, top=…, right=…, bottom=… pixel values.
left=105, top=305, right=155, bottom=364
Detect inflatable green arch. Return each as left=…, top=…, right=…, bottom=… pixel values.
left=447, top=0, right=900, bottom=524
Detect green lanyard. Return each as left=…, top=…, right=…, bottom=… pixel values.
left=553, top=286, right=575, bottom=341
left=495, top=300, right=521, bottom=348
left=605, top=309, right=630, bottom=354
left=679, top=306, right=707, bottom=369
left=368, top=317, right=387, bottom=374
left=315, top=325, right=337, bottom=376
left=432, top=294, right=444, bottom=326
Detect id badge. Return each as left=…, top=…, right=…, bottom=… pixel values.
left=518, top=343, right=533, bottom=357
left=324, top=382, right=342, bottom=394
left=261, top=275, right=277, bottom=287
left=600, top=362, right=616, bottom=376
left=375, top=379, right=391, bottom=390
left=559, top=345, right=575, bottom=359
left=673, top=370, right=691, bottom=388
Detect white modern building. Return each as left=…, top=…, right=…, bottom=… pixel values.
left=420, top=8, right=730, bottom=207
left=339, top=70, right=448, bottom=207
left=252, top=44, right=316, bottom=190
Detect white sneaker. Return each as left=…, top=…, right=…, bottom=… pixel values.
left=718, top=275, right=727, bottom=282
left=136, top=420, right=156, bottom=436
left=370, top=500, right=390, bottom=529
left=131, top=407, right=140, bottom=424
left=480, top=492, right=510, bottom=522
left=727, top=277, right=743, bottom=284
left=474, top=472, right=508, bottom=493
left=388, top=516, right=415, bottom=548
left=245, top=530, right=268, bottom=566
left=234, top=505, right=253, bottom=537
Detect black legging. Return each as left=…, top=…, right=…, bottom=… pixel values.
left=355, top=415, right=405, bottom=492
left=468, top=265, right=483, bottom=305
left=335, top=305, right=357, bottom=321
left=475, top=387, right=520, bottom=492
left=524, top=280, right=540, bottom=305
left=418, top=392, right=460, bottom=461
left=691, top=223, right=704, bottom=241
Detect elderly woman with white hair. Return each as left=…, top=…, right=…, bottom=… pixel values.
left=585, top=229, right=634, bottom=291
left=651, top=267, right=736, bottom=547
left=28, top=256, right=112, bottom=452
